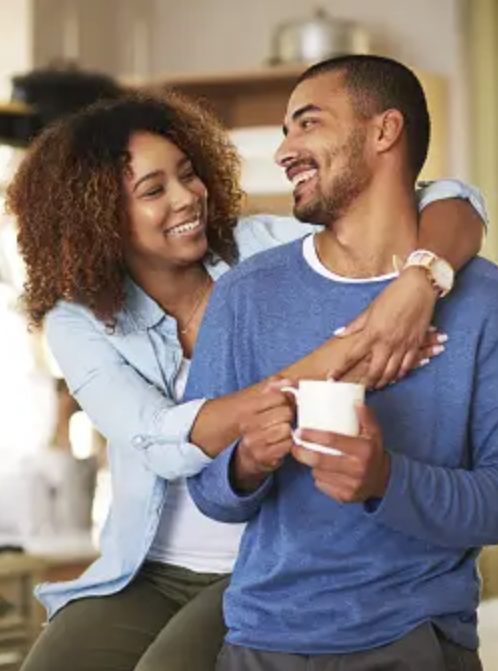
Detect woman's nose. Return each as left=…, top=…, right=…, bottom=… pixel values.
left=170, top=181, right=197, bottom=211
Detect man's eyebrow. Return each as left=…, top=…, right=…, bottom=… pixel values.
left=282, top=104, right=323, bottom=135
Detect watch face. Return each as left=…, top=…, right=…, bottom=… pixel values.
left=432, top=258, right=454, bottom=291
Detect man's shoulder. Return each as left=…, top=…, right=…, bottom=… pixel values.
left=459, top=257, right=498, bottom=299
left=215, top=237, right=303, bottom=294
left=446, top=257, right=498, bottom=326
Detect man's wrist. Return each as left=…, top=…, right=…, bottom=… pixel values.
left=230, top=447, right=269, bottom=494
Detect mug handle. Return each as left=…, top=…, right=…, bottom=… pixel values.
left=280, top=385, right=299, bottom=401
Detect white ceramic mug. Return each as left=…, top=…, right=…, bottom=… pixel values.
left=281, top=380, right=365, bottom=455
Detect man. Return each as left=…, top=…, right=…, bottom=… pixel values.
left=184, top=55, right=496, bottom=670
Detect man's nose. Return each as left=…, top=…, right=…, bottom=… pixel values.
left=274, top=137, right=298, bottom=168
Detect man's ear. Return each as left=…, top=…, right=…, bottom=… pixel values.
left=373, top=109, right=405, bottom=155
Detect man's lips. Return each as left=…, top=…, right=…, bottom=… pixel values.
left=285, top=162, right=319, bottom=189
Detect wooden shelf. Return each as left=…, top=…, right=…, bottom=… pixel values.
left=127, top=64, right=305, bottom=129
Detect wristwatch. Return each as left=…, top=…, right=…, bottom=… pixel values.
left=402, top=249, right=455, bottom=297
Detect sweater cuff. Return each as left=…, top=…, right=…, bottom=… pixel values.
left=210, top=442, right=273, bottom=507
left=189, top=443, right=273, bottom=522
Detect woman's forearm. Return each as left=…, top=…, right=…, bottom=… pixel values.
left=418, top=198, right=483, bottom=269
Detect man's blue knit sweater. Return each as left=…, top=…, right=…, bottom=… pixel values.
left=185, top=236, right=498, bottom=654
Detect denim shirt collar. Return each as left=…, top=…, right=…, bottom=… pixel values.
left=119, top=255, right=231, bottom=333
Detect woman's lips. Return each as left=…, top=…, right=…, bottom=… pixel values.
left=165, top=218, right=204, bottom=237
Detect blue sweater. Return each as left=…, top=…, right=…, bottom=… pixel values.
left=185, top=237, right=498, bottom=654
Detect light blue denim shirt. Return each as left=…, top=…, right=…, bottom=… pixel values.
left=38, top=180, right=487, bottom=619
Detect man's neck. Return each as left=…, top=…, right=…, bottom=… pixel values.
left=315, top=178, right=419, bottom=278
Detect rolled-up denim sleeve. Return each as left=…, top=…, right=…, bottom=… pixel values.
left=45, top=303, right=211, bottom=480
left=416, top=179, right=488, bottom=225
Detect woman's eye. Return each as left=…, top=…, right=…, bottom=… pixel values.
left=180, top=169, right=196, bottom=181
left=143, top=186, right=164, bottom=197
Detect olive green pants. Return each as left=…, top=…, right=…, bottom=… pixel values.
left=21, top=562, right=229, bottom=671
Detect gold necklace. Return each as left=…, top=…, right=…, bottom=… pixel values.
left=179, top=274, right=212, bottom=335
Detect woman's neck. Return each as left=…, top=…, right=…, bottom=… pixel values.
left=129, top=261, right=210, bottom=320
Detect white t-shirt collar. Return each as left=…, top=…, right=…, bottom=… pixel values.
left=302, top=234, right=398, bottom=284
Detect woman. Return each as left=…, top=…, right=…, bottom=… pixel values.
left=8, top=90, right=485, bottom=671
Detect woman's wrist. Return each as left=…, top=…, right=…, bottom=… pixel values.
left=190, top=385, right=265, bottom=458
left=399, top=265, right=440, bottom=301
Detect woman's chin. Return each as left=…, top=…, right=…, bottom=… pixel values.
left=171, top=236, right=209, bottom=266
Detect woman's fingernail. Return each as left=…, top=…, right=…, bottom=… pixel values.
left=433, top=345, right=445, bottom=355
left=437, top=334, right=448, bottom=344
left=418, top=358, right=430, bottom=368
left=334, top=326, right=346, bottom=336
left=429, top=325, right=437, bottom=332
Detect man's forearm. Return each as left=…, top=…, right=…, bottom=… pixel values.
left=366, top=453, right=498, bottom=549
left=418, top=199, right=484, bottom=269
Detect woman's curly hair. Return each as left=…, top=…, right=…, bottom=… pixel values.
left=6, top=89, right=243, bottom=326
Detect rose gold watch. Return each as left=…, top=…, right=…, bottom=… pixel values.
left=402, top=249, right=454, bottom=297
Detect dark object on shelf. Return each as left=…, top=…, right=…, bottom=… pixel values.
left=0, top=548, right=24, bottom=556
left=0, top=64, right=121, bottom=147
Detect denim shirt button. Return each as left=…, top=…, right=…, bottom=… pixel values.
left=132, top=435, right=148, bottom=450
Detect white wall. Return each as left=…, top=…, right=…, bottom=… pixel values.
left=0, top=0, right=33, bottom=100
left=151, top=0, right=469, bottom=176
left=151, top=0, right=457, bottom=75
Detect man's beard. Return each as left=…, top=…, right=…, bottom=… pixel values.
left=293, top=128, right=370, bottom=226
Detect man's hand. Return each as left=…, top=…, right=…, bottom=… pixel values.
left=231, top=379, right=295, bottom=493
left=332, top=266, right=444, bottom=389
left=292, top=404, right=390, bottom=503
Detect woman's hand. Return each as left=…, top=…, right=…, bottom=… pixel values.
left=329, top=267, right=447, bottom=389
left=335, top=328, right=444, bottom=388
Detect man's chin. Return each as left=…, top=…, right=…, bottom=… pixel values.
left=293, top=200, right=327, bottom=226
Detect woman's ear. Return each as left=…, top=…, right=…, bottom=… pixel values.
left=374, top=109, right=405, bottom=155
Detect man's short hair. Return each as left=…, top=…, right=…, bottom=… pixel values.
left=298, top=55, right=430, bottom=178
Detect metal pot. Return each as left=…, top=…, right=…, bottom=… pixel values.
left=269, top=8, right=370, bottom=65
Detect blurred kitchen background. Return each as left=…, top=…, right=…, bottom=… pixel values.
left=0, top=1, right=496, bottom=668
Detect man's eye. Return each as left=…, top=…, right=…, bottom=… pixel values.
left=301, top=119, right=317, bottom=130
